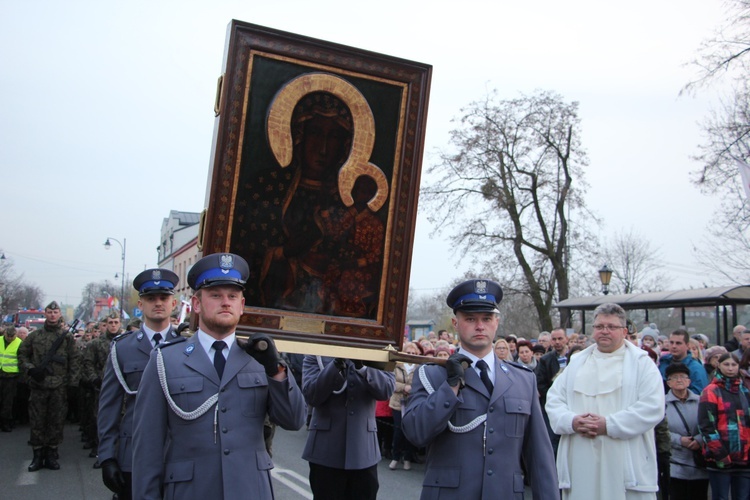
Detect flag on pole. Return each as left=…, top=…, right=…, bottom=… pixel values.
left=737, top=160, right=750, bottom=200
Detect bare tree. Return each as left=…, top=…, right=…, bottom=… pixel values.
left=0, top=252, right=44, bottom=317
left=685, top=0, right=750, bottom=178
left=601, top=229, right=671, bottom=294
left=693, top=194, right=750, bottom=283
left=422, top=89, right=595, bottom=331
left=74, top=280, right=120, bottom=321
left=691, top=83, right=750, bottom=193
left=683, top=0, right=750, bottom=94
left=684, top=0, right=750, bottom=276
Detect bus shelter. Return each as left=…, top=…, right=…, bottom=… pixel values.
left=555, top=285, right=750, bottom=345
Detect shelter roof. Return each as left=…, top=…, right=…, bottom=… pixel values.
left=555, top=285, right=750, bottom=311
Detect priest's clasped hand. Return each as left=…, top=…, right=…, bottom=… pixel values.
left=572, top=412, right=607, bottom=438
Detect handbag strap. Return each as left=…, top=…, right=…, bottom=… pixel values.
left=670, top=400, right=693, bottom=436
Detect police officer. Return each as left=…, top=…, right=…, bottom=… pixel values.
left=0, top=325, right=22, bottom=432
left=402, top=279, right=559, bottom=499
left=17, top=301, right=81, bottom=471
left=301, top=353, right=395, bottom=498
left=97, top=268, right=181, bottom=500
left=132, top=253, right=305, bottom=499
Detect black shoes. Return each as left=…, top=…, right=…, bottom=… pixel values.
left=44, top=447, right=60, bottom=470
left=28, top=448, right=44, bottom=472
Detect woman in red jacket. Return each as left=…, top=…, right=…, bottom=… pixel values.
left=698, top=353, right=750, bottom=500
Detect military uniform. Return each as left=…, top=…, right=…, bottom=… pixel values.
left=17, top=303, right=81, bottom=470
left=81, top=326, right=118, bottom=454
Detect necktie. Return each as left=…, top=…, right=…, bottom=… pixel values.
left=213, top=341, right=227, bottom=379
left=476, top=359, right=494, bottom=394
left=152, top=333, right=162, bottom=348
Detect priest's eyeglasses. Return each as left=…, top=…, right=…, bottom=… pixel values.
left=592, top=324, right=624, bottom=332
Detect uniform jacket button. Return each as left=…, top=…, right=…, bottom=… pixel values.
left=224, top=449, right=230, bottom=455
left=444, top=402, right=450, bottom=408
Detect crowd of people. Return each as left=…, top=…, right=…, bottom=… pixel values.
left=2, top=271, right=750, bottom=500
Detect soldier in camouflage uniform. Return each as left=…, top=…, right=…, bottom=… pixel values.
left=17, top=301, right=81, bottom=471
left=81, top=312, right=120, bottom=463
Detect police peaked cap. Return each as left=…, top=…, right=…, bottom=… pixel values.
left=187, top=253, right=249, bottom=291
left=446, top=279, right=503, bottom=314
left=133, top=268, right=179, bottom=296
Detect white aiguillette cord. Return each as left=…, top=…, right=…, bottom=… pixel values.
left=156, top=347, right=218, bottom=421
left=417, top=364, right=487, bottom=434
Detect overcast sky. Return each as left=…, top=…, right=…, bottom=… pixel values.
left=0, top=0, right=732, bottom=307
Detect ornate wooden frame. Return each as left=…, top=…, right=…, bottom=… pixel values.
left=200, top=21, right=431, bottom=352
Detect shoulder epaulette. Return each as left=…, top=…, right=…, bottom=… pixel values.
left=158, top=336, right=187, bottom=348
left=112, top=331, right=133, bottom=342
left=505, top=361, right=533, bottom=372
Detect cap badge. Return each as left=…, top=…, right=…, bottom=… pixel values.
left=475, top=281, right=488, bottom=294
left=152, top=270, right=162, bottom=280
left=220, top=254, right=233, bottom=275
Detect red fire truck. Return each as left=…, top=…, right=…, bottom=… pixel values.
left=12, top=309, right=45, bottom=328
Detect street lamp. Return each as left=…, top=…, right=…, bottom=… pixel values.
left=598, top=264, right=613, bottom=296
left=104, top=237, right=126, bottom=319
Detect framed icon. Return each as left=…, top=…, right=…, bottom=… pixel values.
left=200, top=21, right=432, bottom=352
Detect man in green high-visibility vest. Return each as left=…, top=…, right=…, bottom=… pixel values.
left=0, top=325, right=22, bottom=432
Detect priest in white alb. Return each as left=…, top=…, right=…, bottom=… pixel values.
left=545, top=303, right=665, bottom=500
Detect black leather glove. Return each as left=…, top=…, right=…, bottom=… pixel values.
left=445, top=353, right=472, bottom=388
left=101, top=459, right=125, bottom=494
left=28, top=367, right=46, bottom=382
left=353, top=359, right=364, bottom=370
left=244, top=334, right=285, bottom=377
left=333, top=358, right=348, bottom=373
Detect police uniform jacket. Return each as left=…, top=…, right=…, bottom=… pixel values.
left=97, top=327, right=179, bottom=470
left=402, top=358, right=559, bottom=500
left=302, top=355, right=395, bottom=470
left=132, top=335, right=306, bottom=500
